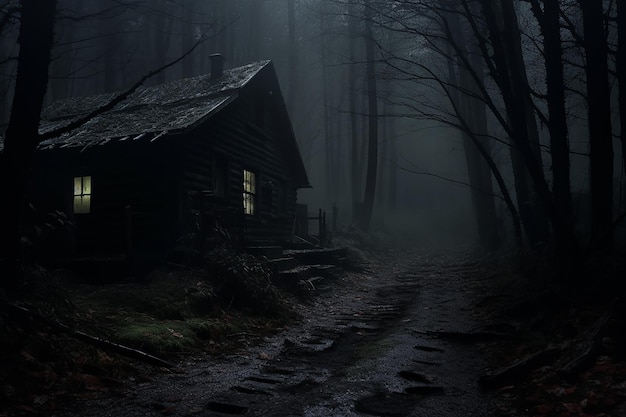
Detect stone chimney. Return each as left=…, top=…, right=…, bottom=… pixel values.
left=210, top=53, right=226, bottom=79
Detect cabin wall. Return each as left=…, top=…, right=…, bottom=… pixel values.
left=30, top=140, right=179, bottom=258
left=26, top=65, right=308, bottom=259
left=179, top=99, right=300, bottom=245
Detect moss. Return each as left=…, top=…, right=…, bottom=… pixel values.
left=113, top=319, right=197, bottom=355
left=61, top=250, right=292, bottom=357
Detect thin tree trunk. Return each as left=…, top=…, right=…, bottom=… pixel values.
left=0, top=0, right=57, bottom=289
left=101, top=11, right=118, bottom=92
left=388, top=114, right=397, bottom=213
left=360, top=0, right=378, bottom=232
left=533, top=0, right=577, bottom=262
left=377, top=105, right=389, bottom=209
left=287, top=0, right=298, bottom=117
left=619, top=0, right=626, bottom=185
left=580, top=0, right=614, bottom=249
left=181, top=2, right=195, bottom=78
left=445, top=7, right=501, bottom=250
left=320, top=9, right=332, bottom=207
left=480, top=0, right=554, bottom=247
left=349, top=1, right=361, bottom=221
left=49, top=0, right=78, bottom=100
left=154, top=0, right=173, bottom=85
left=248, top=0, right=263, bottom=61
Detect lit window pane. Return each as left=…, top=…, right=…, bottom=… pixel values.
left=74, top=177, right=82, bottom=195
left=243, top=169, right=256, bottom=216
left=73, top=175, right=92, bottom=214
left=74, top=196, right=90, bottom=214
left=82, top=176, right=91, bottom=194
left=243, top=193, right=255, bottom=215
left=249, top=172, right=255, bottom=193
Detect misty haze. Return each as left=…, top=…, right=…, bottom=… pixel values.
left=0, top=1, right=625, bottom=416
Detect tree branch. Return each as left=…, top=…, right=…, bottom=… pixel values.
left=38, top=37, right=206, bottom=142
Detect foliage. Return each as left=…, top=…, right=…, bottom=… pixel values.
left=204, top=246, right=286, bottom=316
left=21, top=207, right=74, bottom=264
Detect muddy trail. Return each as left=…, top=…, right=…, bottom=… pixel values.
left=60, top=250, right=497, bottom=417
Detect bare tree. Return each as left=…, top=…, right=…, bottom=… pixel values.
left=348, top=0, right=363, bottom=222
left=0, top=0, right=57, bottom=288
left=359, top=0, right=379, bottom=232
left=580, top=0, right=614, bottom=249
left=444, top=3, right=500, bottom=249
left=287, top=0, right=298, bottom=116
left=618, top=0, right=626, bottom=189
left=529, top=0, right=578, bottom=262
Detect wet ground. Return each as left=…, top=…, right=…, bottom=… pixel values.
left=59, top=249, right=497, bottom=417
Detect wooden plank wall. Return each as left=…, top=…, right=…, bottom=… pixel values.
left=180, top=98, right=299, bottom=245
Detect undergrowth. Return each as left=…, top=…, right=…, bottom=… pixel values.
left=0, top=245, right=296, bottom=415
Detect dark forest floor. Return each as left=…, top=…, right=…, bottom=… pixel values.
left=479, top=248, right=626, bottom=417
left=1, top=241, right=626, bottom=416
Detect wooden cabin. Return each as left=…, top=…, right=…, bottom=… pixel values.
left=17, top=56, right=310, bottom=260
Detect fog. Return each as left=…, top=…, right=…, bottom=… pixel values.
left=2, top=0, right=625, bottom=254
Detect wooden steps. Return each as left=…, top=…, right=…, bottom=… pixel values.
left=283, top=248, right=348, bottom=265
left=246, top=243, right=347, bottom=292
left=244, top=245, right=283, bottom=259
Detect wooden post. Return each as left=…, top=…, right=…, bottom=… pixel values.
left=323, top=211, right=327, bottom=246
left=125, top=205, right=133, bottom=257
left=318, top=208, right=323, bottom=247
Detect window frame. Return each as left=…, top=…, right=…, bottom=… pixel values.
left=73, top=175, right=92, bottom=214
left=243, top=169, right=257, bottom=216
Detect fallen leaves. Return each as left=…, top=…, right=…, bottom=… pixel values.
left=497, top=355, right=626, bottom=417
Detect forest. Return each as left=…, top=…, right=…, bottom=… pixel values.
left=1, top=0, right=626, bottom=416
left=1, top=0, right=625, bottom=269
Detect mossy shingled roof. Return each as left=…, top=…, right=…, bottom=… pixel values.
left=0, top=60, right=269, bottom=152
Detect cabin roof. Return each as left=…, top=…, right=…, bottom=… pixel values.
left=0, top=60, right=310, bottom=188
left=38, top=60, right=270, bottom=150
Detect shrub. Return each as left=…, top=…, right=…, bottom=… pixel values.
left=204, top=246, right=285, bottom=316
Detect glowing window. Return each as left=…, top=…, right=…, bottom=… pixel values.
left=73, top=176, right=91, bottom=214
left=243, top=169, right=256, bottom=216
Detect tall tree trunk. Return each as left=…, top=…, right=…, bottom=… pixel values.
left=153, top=0, right=173, bottom=85
left=0, top=0, right=57, bottom=289
left=377, top=105, right=389, bottom=209
left=531, top=0, right=578, bottom=262
left=445, top=7, right=501, bottom=250
left=215, top=1, right=233, bottom=64
left=181, top=2, right=195, bottom=78
left=320, top=8, right=332, bottom=207
left=619, top=0, right=626, bottom=187
left=480, top=0, right=554, bottom=248
left=49, top=0, right=78, bottom=100
left=100, top=10, right=118, bottom=92
left=287, top=0, right=298, bottom=117
left=388, top=114, right=397, bottom=213
left=247, top=0, right=263, bottom=61
left=580, top=0, right=614, bottom=249
left=348, top=0, right=361, bottom=222
left=360, top=0, right=378, bottom=232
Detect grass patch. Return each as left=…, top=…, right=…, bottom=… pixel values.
left=63, top=248, right=293, bottom=358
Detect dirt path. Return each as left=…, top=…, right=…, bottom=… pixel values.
left=61, top=248, right=497, bottom=417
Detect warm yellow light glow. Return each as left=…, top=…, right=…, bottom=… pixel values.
left=243, top=169, right=256, bottom=215
left=243, top=169, right=256, bottom=193
left=73, top=176, right=92, bottom=214
left=82, top=176, right=91, bottom=195
left=74, top=177, right=82, bottom=195
left=243, top=193, right=255, bottom=215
